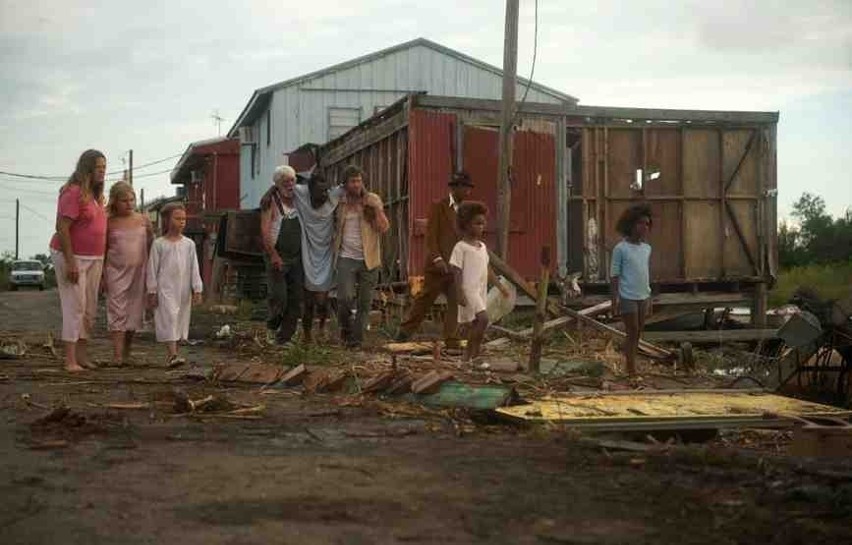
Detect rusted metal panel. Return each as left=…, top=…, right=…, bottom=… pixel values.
left=462, top=125, right=557, bottom=279
left=407, top=109, right=455, bottom=277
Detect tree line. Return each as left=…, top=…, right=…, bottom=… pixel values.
left=779, top=193, right=852, bottom=268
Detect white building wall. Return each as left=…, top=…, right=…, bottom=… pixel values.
left=242, top=44, right=569, bottom=208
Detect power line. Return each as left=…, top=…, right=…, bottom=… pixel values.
left=106, top=153, right=183, bottom=176
left=0, top=151, right=184, bottom=182
left=0, top=182, right=60, bottom=197
left=105, top=167, right=174, bottom=184
left=0, top=171, right=64, bottom=181
left=513, top=0, right=539, bottom=124
left=20, top=202, right=52, bottom=222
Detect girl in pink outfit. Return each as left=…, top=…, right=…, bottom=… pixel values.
left=49, top=149, right=108, bottom=372
left=104, top=182, right=154, bottom=365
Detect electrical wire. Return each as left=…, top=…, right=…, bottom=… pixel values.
left=19, top=203, right=52, bottom=222
left=0, top=151, right=183, bottom=182
left=105, top=153, right=183, bottom=176
left=513, top=0, right=539, bottom=124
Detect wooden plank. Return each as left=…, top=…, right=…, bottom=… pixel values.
left=485, top=300, right=612, bottom=349
left=488, top=250, right=561, bottom=317
left=320, top=108, right=408, bottom=167
left=642, top=329, right=778, bottom=344
left=414, top=95, right=780, bottom=124
left=560, top=307, right=673, bottom=360
left=651, top=292, right=750, bottom=307
left=725, top=200, right=759, bottom=274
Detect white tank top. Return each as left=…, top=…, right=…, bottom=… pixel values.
left=339, top=209, right=364, bottom=260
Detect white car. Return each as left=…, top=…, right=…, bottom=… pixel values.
left=8, top=260, right=45, bottom=291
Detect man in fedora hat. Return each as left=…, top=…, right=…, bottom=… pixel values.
left=396, top=171, right=474, bottom=348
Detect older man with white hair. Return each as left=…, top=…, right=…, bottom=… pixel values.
left=259, top=165, right=303, bottom=345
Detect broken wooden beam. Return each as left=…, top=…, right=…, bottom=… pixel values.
left=560, top=307, right=673, bottom=361
left=411, top=371, right=454, bottom=395
left=488, top=250, right=561, bottom=317
left=642, top=329, right=778, bottom=344
left=485, top=300, right=612, bottom=349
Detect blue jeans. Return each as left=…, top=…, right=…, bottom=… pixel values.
left=336, top=257, right=378, bottom=345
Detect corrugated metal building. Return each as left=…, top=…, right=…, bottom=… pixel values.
left=170, top=136, right=241, bottom=291
left=227, top=38, right=577, bottom=208
left=317, top=94, right=779, bottom=312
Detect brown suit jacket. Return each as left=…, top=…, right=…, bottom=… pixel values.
left=424, top=196, right=459, bottom=274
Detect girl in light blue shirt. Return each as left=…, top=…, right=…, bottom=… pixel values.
left=610, top=204, right=653, bottom=377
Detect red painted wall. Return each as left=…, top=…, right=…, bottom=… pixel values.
left=407, top=109, right=557, bottom=280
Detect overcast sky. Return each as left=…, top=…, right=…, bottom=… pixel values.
left=1, top=0, right=850, bottom=258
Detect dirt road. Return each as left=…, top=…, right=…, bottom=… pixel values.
left=1, top=290, right=850, bottom=544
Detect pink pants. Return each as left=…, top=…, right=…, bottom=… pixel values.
left=52, top=251, right=103, bottom=342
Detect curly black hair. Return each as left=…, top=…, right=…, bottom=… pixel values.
left=457, top=201, right=488, bottom=232
left=615, top=203, right=653, bottom=237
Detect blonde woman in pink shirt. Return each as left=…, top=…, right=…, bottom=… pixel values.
left=49, top=149, right=108, bottom=372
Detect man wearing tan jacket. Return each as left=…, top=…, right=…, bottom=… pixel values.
left=334, top=165, right=390, bottom=348
left=396, top=171, right=473, bottom=349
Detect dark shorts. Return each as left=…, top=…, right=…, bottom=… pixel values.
left=620, top=298, right=649, bottom=315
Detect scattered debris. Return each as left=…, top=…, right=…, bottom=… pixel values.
left=414, top=381, right=516, bottom=410
left=210, top=304, right=239, bottom=315
left=540, top=358, right=605, bottom=378
left=496, top=390, right=851, bottom=431
left=214, top=362, right=284, bottom=384
left=411, top=371, right=454, bottom=395
left=215, top=324, right=233, bottom=339
left=1, top=339, right=26, bottom=359
left=278, top=364, right=308, bottom=387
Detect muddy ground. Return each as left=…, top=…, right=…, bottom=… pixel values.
left=1, top=289, right=851, bottom=544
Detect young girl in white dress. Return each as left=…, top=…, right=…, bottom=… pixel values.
left=146, top=203, right=202, bottom=367
left=449, top=201, right=509, bottom=363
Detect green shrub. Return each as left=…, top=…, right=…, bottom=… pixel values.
left=770, top=262, right=852, bottom=307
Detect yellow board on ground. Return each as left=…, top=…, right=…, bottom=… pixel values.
left=496, top=390, right=852, bottom=431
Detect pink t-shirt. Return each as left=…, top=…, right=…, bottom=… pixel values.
left=49, top=184, right=107, bottom=257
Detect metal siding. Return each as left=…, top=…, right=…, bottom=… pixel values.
left=241, top=43, right=571, bottom=208
left=408, top=109, right=456, bottom=277
left=462, top=126, right=557, bottom=279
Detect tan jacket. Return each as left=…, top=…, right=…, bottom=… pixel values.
left=334, top=191, right=384, bottom=271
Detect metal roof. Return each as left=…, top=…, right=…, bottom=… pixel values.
left=227, top=37, right=578, bottom=136
left=170, top=136, right=236, bottom=183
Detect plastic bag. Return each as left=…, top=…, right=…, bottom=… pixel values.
left=486, top=276, right=517, bottom=324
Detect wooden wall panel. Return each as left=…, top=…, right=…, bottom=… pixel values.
left=607, top=129, right=641, bottom=198
left=683, top=129, right=720, bottom=198
left=644, top=128, right=680, bottom=196
left=605, top=201, right=681, bottom=282
left=724, top=201, right=759, bottom=277
left=723, top=130, right=759, bottom=195
left=684, top=201, right=722, bottom=279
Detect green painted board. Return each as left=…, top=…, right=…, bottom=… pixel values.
left=407, top=381, right=515, bottom=410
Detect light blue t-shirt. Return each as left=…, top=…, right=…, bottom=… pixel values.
left=610, top=239, right=651, bottom=301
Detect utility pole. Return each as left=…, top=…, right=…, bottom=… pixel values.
left=140, top=188, right=145, bottom=211
left=15, top=198, right=19, bottom=259
left=496, top=0, right=519, bottom=259
left=128, top=149, right=134, bottom=186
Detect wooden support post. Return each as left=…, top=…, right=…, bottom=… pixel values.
left=496, top=0, right=519, bottom=258
left=529, top=246, right=551, bottom=373
left=488, top=249, right=561, bottom=317
left=752, top=282, right=767, bottom=327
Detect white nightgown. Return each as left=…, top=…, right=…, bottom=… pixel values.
left=449, top=240, right=489, bottom=324
left=146, top=236, right=203, bottom=342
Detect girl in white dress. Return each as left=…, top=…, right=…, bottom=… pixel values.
left=146, top=203, right=202, bottom=367
left=449, top=202, right=509, bottom=363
